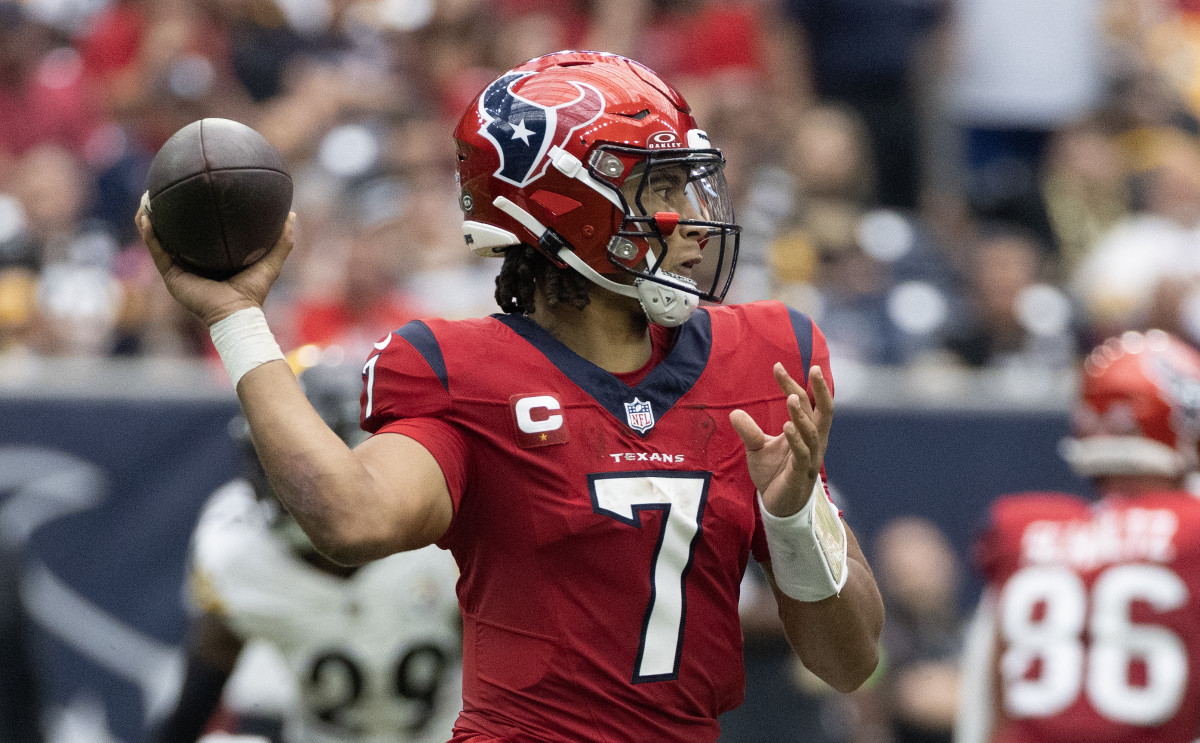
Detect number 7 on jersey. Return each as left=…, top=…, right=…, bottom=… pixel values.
left=589, top=471, right=711, bottom=683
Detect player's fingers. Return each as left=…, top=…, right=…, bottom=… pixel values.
left=810, top=366, right=834, bottom=439
left=235, top=213, right=294, bottom=290
left=729, top=409, right=768, bottom=452
left=773, top=362, right=814, bottom=418
left=782, top=418, right=812, bottom=454
left=265, top=212, right=292, bottom=264
left=136, top=209, right=178, bottom=278
left=786, top=395, right=819, bottom=463
left=255, top=213, right=296, bottom=275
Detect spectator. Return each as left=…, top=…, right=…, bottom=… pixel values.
left=945, top=223, right=1076, bottom=370
left=764, top=103, right=964, bottom=367
left=5, top=144, right=124, bottom=357
left=857, top=517, right=964, bottom=743
left=0, top=2, right=102, bottom=163
left=278, top=178, right=424, bottom=363
left=944, top=0, right=1109, bottom=241
left=1039, top=116, right=1133, bottom=281
left=766, top=102, right=877, bottom=314
left=1104, top=0, right=1200, bottom=128
left=1069, top=128, right=1200, bottom=343
left=782, top=0, right=949, bottom=211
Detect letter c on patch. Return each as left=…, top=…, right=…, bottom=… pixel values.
left=515, top=395, right=563, bottom=433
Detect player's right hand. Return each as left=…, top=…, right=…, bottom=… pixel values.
left=135, top=202, right=295, bottom=328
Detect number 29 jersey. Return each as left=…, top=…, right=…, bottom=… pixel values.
left=361, top=301, right=830, bottom=743
left=975, top=490, right=1200, bottom=743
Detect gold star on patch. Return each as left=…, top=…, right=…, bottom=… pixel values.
left=540, top=433, right=548, bottom=441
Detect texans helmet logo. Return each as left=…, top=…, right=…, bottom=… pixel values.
left=1150, top=355, right=1200, bottom=431
left=478, top=71, right=605, bottom=187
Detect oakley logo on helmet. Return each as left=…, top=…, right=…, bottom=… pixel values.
left=478, top=71, right=604, bottom=187
left=647, top=130, right=680, bottom=149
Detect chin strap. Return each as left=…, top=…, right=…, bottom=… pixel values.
left=492, top=195, right=698, bottom=327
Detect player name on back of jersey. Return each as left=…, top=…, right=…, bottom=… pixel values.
left=1021, top=508, right=1179, bottom=569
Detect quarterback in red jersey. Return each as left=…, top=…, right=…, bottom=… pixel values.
left=957, top=330, right=1200, bottom=743
left=135, top=51, right=884, bottom=742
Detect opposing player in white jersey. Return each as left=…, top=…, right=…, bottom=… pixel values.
left=152, top=348, right=462, bottom=743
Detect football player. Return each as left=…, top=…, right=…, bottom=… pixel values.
left=956, top=329, right=1200, bottom=743
left=136, top=51, right=884, bottom=742
left=152, top=349, right=462, bottom=743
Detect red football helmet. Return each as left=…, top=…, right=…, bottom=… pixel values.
left=1060, top=329, right=1200, bottom=477
left=453, top=50, right=740, bottom=326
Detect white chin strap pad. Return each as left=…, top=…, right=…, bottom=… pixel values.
left=635, top=276, right=697, bottom=327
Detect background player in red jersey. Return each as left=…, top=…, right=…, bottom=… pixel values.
left=956, top=329, right=1200, bottom=743
left=135, top=51, right=884, bottom=742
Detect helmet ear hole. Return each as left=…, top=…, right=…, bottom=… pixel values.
left=609, top=238, right=640, bottom=262
left=592, top=151, right=625, bottom=179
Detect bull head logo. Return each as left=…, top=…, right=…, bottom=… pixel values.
left=478, top=71, right=605, bottom=187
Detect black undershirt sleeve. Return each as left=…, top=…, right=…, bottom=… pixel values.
left=148, top=659, right=232, bottom=743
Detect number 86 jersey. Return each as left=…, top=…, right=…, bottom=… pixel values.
left=971, top=490, right=1200, bottom=743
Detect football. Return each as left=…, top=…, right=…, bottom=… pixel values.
left=144, top=118, right=293, bottom=280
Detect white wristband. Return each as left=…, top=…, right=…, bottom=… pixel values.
left=209, top=307, right=285, bottom=389
left=760, top=475, right=849, bottom=602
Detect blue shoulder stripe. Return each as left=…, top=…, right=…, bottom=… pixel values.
left=786, top=306, right=813, bottom=383
left=396, top=321, right=448, bottom=392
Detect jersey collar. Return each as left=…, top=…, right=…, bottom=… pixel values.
left=494, top=310, right=713, bottom=437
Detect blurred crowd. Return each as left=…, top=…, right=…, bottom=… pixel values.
left=3, top=0, right=1200, bottom=378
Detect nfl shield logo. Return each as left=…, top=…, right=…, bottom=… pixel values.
left=624, top=397, right=655, bottom=433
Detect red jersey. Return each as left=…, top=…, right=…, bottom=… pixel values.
left=976, top=490, right=1200, bottom=743
left=361, top=301, right=830, bottom=743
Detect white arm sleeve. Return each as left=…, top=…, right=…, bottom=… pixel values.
left=954, top=589, right=998, bottom=743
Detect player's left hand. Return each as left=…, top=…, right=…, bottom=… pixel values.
left=730, top=363, right=832, bottom=518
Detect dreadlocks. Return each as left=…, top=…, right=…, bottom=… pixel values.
left=494, top=244, right=593, bottom=315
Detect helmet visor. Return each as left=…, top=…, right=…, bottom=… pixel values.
left=595, top=146, right=740, bottom=303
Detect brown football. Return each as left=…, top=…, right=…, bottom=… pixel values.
left=145, top=118, right=292, bottom=279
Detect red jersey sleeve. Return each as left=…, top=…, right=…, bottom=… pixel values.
left=751, top=500, right=769, bottom=563
left=361, top=324, right=470, bottom=513
left=374, top=417, right=470, bottom=516
left=362, top=324, right=454, bottom=428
